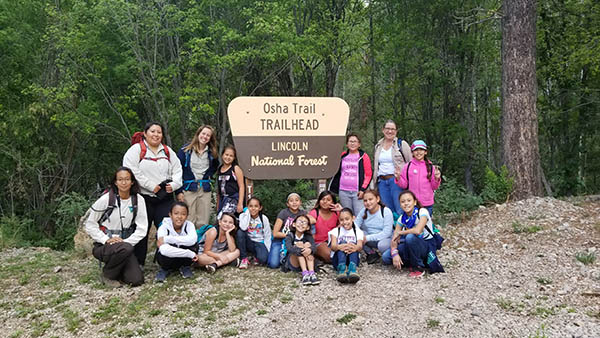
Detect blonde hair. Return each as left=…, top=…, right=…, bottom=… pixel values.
left=184, top=125, right=217, bottom=158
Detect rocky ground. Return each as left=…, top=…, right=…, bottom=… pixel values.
left=1, top=197, right=599, bottom=338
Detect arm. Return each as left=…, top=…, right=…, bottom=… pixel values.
left=365, top=208, right=394, bottom=242
left=163, top=221, right=197, bottom=247
left=225, top=227, right=237, bottom=252
left=329, top=233, right=339, bottom=251
left=272, top=217, right=286, bottom=239
left=430, top=165, right=441, bottom=191
left=201, top=228, right=221, bottom=259
left=124, top=195, right=148, bottom=246
left=361, top=153, right=373, bottom=192
left=234, top=165, right=245, bottom=213
left=238, top=208, right=250, bottom=231
left=395, top=162, right=409, bottom=189
left=400, top=140, right=412, bottom=163
left=166, top=146, right=183, bottom=193
left=306, top=209, right=317, bottom=224
left=84, top=196, right=110, bottom=244
left=123, top=144, right=155, bottom=193
left=285, top=233, right=302, bottom=256
left=175, top=148, right=186, bottom=196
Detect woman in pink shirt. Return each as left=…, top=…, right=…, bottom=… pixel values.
left=307, top=190, right=342, bottom=263
left=395, top=140, right=442, bottom=216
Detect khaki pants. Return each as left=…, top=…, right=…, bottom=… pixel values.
left=183, top=189, right=212, bottom=227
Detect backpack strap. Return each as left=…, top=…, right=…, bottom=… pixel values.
left=138, top=141, right=171, bottom=162
left=405, top=162, right=411, bottom=187
left=98, top=189, right=117, bottom=229
left=397, top=138, right=406, bottom=163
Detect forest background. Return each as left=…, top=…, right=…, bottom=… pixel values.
left=0, top=0, right=599, bottom=250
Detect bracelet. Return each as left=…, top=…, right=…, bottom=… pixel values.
left=391, top=249, right=398, bottom=254
left=391, top=252, right=398, bottom=258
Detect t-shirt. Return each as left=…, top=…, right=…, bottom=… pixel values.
left=276, top=208, right=306, bottom=236
left=339, top=152, right=360, bottom=192
left=355, top=206, right=394, bottom=242
left=190, top=147, right=209, bottom=179
left=309, top=209, right=339, bottom=244
left=246, top=216, right=266, bottom=243
left=378, top=147, right=395, bottom=175
left=328, top=226, right=364, bottom=245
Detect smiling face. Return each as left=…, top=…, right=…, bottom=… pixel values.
left=114, top=170, right=133, bottom=196
left=347, top=136, right=360, bottom=152
left=287, top=195, right=302, bottom=212
left=219, top=214, right=236, bottom=232
left=169, top=205, right=188, bottom=230
left=294, top=216, right=310, bottom=234
left=318, top=194, right=334, bottom=210
left=197, top=127, right=213, bottom=147
left=338, top=211, right=354, bottom=230
left=362, top=192, right=380, bottom=212
left=247, top=198, right=262, bottom=218
left=144, top=124, right=163, bottom=147
left=221, top=148, right=235, bottom=166
left=382, top=121, right=397, bottom=141
left=399, top=192, right=417, bottom=214
left=412, top=148, right=427, bottom=161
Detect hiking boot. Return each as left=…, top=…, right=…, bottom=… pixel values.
left=310, top=273, right=321, bottom=285
left=103, top=278, right=122, bottom=288
left=366, top=252, right=380, bottom=264
left=155, top=268, right=169, bottom=283
left=347, top=262, right=360, bottom=284
left=239, top=258, right=249, bottom=269
left=336, top=264, right=348, bottom=284
left=180, top=266, right=193, bottom=279
left=301, top=274, right=312, bottom=286
left=205, top=263, right=217, bottom=274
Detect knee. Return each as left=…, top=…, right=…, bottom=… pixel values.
left=381, top=249, right=392, bottom=265
left=235, top=230, right=246, bottom=241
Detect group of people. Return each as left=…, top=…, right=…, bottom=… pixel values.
left=85, top=119, right=443, bottom=287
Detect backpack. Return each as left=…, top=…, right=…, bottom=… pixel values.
left=131, top=131, right=171, bottom=162
left=397, top=138, right=406, bottom=163
left=97, top=188, right=138, bottom=239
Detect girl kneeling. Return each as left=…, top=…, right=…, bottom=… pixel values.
left=155, top=202, right=198, bottom=282
left=196, top=212, right=240, bottom=273
left=329, top=208, right=364, bottom=284
left=285, top=215, right=320, bottom=286
left=236, top=197, right=271, bottom=269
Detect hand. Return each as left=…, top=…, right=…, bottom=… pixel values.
left=394, top=166, right=402, bottom=180
left=357, top=191, right=364, bottom=199
left=236, top=203, right=244, bottom=213
left=434, top=165, right=442, bottom=180
left=156, top=237, right=164, bottom=247
left=301, top=247, right=311, bottom=257
left=225, top=225, right=235, bottom=234
left=153, top=185, right=161, bottom=194
left=176, top=193, right=185, bottom=202
left=106, top=237, right=123, bottom=245
left=165, top=184, right=173, bottom=193
left=392, top=254, right=403, bottom=270
left=294, top=242, right=304, bottom=248
left=192, top=254, right=199, bottom=262
left=330, top=203, right=343, bottom=212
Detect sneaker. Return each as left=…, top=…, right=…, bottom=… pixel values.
left=310, top=273, right=321, bottom=285
left=366, top=252, right=380, bottom=264
left=347, top=262, right=360, bottom=284
left=250, top=256, right=260, bottom=266
left=229, top=257, right=241, bottom=268
left=336, top=264, right=348, bottom=283
left=301, top=274, right=312, bottom=286
left=180, top=266, right=193, bottom=279
left=409, top=270, right=424, bottom=278
left=155, top=268, right=169, bottom=283
left=205, top=263, right=217, bottom=274
left=103, top=278, right=122, bottom=288
left=239, top=258, right=249, bottom=269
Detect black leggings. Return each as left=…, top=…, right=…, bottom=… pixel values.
left=133, top=194, right=173, bottom=266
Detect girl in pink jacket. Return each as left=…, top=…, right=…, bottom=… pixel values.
left=395, top=140, right=441, bottom=216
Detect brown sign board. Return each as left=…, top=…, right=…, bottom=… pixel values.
left=228, top=97, right=350, bottom=180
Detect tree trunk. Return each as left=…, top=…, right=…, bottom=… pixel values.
left=501, top=0, right=543, bottom=199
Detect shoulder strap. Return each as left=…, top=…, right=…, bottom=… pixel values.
left=98, top=189, right=117, bottom=226
left=131, top=194, right=138, bottom=226
left=397, top=138, right=406, bottom=162
left=380, top=206, right=385, bottom=217
left=139, top=141, right=171, bottom=162
left=406, top=161, right=411, bottom=186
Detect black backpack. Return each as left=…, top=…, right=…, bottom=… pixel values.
left=97, top=189, right=138, bottom=236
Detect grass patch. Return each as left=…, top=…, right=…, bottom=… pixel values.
left=586, top=310, right=600, bottom=319
left=51, top=291, right=74, bottom=307
left=280, top=294, right=293, bottom=304
left=512, top=221, right=542, bottom=234
left=434, top=296, right=445, bottom=304
left=528, top=324, right=548, bottom=338
left=575, top=251, right=596, bottom=265
left=9, top=330, right=24, bottom=338
left=30, top=319, right=52, bottom=337
left=426, top=319, right=440, bottom=328
left=63, top=308, right=82, bottom=332
left=256, top=309, right=267, bottom=315
left=336, top=313, right=356, bottom=324
left=220, top=328, right=239, bottom=337
left=536, top=277, right=552, bottom=285
left=532, top=306, right=556, bottom=318
left=92, top=297, right=122, bottom=322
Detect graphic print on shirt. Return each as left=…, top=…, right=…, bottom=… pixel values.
left=282, top=216, right=295, bottom=235
left=247, top=218, right=263, bottom=235
left=218, top=174, right=231, bottom=196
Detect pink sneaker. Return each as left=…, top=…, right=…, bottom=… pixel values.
left=239, top=258, right=249, bottom=269
left=409, top=270, right=424, bottom=278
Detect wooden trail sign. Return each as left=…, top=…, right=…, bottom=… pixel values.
left=228, top=97, right=350, bottom=180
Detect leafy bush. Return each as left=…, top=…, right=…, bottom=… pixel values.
left=0, top=215, right=37, bottom=248
left=252, top=179, right=314, bottom=220
left=51, top=192, right=90, bottom=250
left=480, top=166, right=514, bottom=204
left=435, top=178, right=482, bottom=214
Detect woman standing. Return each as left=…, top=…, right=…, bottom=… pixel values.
left=85, top=167, right=148, bottom=286
left=123, top=121, right=182, bottom=266
left=329, top=133, right=372, bottom=215
left=371, top=120, right=412, bottom=216
left=176, top=125, right=219, bottom=227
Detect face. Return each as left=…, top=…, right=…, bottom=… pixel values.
left=347, top=136, right=360, bottom=152
left=382, top=122, right=397, bottom=140
left=115, top=170, right=133, bottom=195
left=222, top=148, right=235, bottom=165
left=144, top=124, right=163, bottom=147
left=287, top=196, right=302, bottom=212
left=399, top=193, right=417, bottom=214
left=294, top=217, right=309, bottom=233
left=219, top=215, right=236, bottom=232
left=338, top=211, right=354, bottom=230
left=198, top=127, right=212, bottom=146
left=413, top=148, right=426, bottom=161
left=363, top=192, right=380, bottom=211
left=247, top=199, right=262, bottom=217
left=169, top=205, right=188, bottom=229
left=319, top=194, right=334, bottom=210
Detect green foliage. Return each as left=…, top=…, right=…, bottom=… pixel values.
left=512, top=222, right=543, bottom=234
left=435, top=178, right=482, bottom=214
left=0, top=215, right=36, bottom=248
left=52, top=192, right=90, bottom=250
left=426, top=319, right=440, bottom=328
left=336, top=313, right=357, bottom=324
left=575, top=251, right=596, bottom=265
left=480, top=166, right=514, bottom=204
left=253, top=179, right=314, bottom=220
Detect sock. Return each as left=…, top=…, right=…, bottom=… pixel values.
left=308, top=270, right=315, bottom=276
left=302, top=271, right=310, bottom=276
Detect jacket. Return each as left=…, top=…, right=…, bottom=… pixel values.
left=176, top=144, right=219, bottom=194
left=395, top=158, right=441, bottom=206
left=329, top=149, right=373, bottom=194
left=371, top=137, right=412, bottom=189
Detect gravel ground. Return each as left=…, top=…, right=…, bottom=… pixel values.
left=1, top=197, right=599, bottom=337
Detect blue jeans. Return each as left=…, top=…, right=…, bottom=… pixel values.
left=235, top=230, right=268, bottom=264
left=331, top=250, right=360, bottom=267
left=382, top=234, right=428, bottom=269
left=377, top=177, right=402, bottom=216
left=267, top=239, right=283, bottom=269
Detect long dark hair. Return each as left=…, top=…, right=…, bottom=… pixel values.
left=313, top=190, right=337, bottom=211
left=111, top=166, right=140, bottom=196
left=339, top=207, right=357, bottom=232
left=362, top=189, right=385, bottom=220
left=248, top=197, right=266, bottom=224
left=424, top=154, right=433, bottom=181
left=398, top=190, right=422, bottom=209
left=220, top=144, right=239, bottom=167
